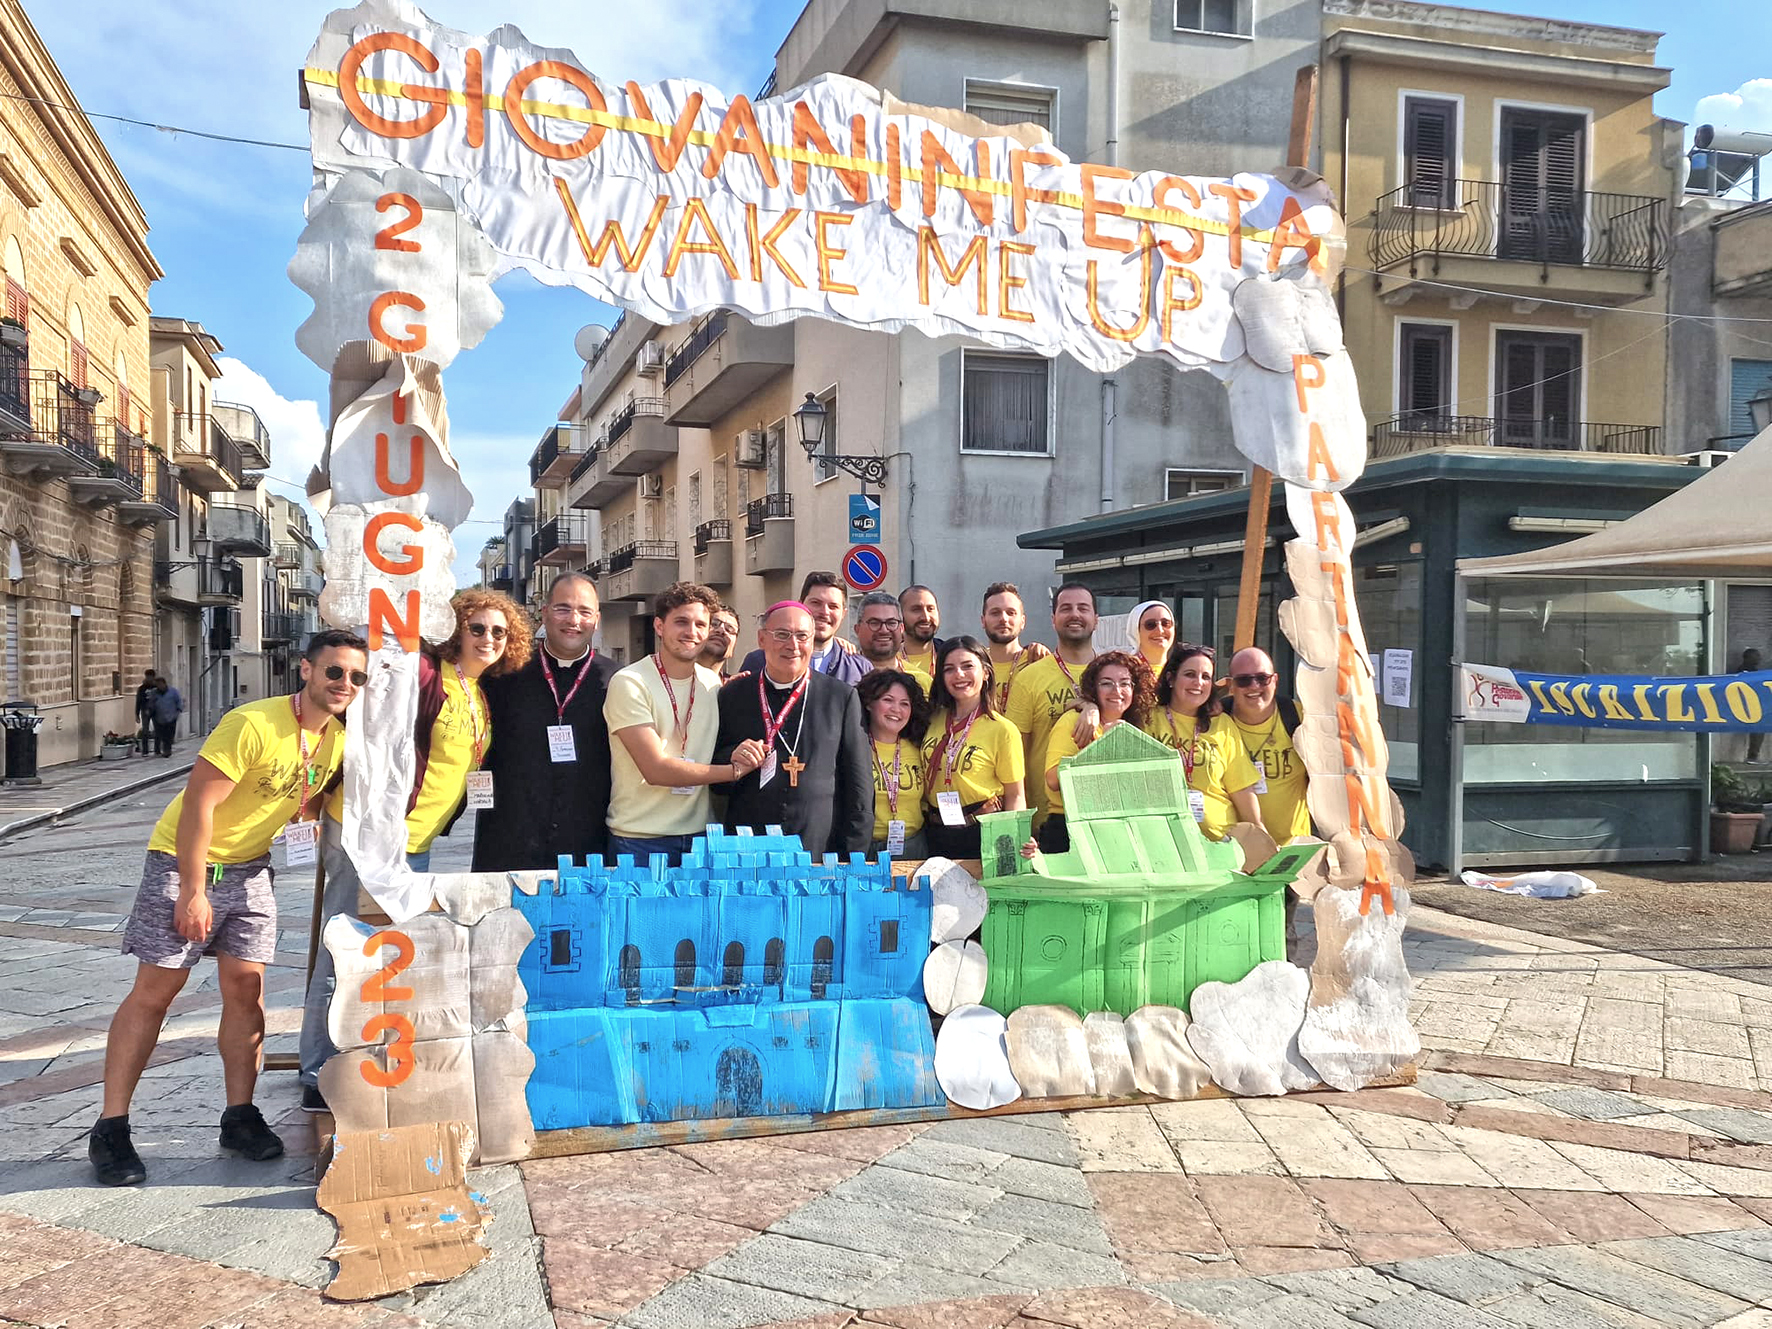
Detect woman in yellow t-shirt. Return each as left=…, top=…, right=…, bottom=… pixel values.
left=1142, top=643, right=1265, bottom=841
left=1036, top=651, right=1156, bottom=854
left=922, top=636, right=1026, bottom=859
left=856, top=668, right=930, bottom=859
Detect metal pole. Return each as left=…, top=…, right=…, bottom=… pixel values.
left=1448, top=570, right=1467, bottom=876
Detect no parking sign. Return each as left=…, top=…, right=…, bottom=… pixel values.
left=843, top=545, right=888, bottom=592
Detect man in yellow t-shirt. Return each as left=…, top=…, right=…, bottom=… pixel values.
left=1227, top=647, right=1312, bottom=841
left=982, top=581, right=1052, bottom=712
left=898, top=584, right=943, bottom=695
left=91, top=629, right=366, bottom=1188
left=607, top=582, right=765, bottom=860
left=1005, top=583, right=1098, bottom=829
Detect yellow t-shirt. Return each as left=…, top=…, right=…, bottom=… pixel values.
left=899, top=646, right=937, bottom=698
left=148, top=695, right=345, bottom=865
left=603, top=658, right=723, bottom=839
left=1005, top=653, right=1088, bottom=825
left=990, top=642, right=1053, bottom=712
left=1230, top=710, right=1312, bottom=841
left=405, top=669, right=490, bottom=855
left=869, top=737, right=926, bottom=841
left=922, top=709, right=1026, bottom=808
left=1140, top=709, right=1259, bottom=840
left=1041, top=720, right=1103, bottom=817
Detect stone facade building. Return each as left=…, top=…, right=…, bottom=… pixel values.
left=0, top=3, right=169, bottom=772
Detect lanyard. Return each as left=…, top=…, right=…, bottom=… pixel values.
left=874, top=739, right=902, bottom=816
left=539, top=647, right=594, bottom=723
left=291, top=693, right=325, bottom=818
left=652, top=654, right=695, bottom=755
left=758, top=669, right=810, bottom=752
left=452, top=663, right=485, bottom=765
left=1165, top=707, right=1198, bottom=780
left=1053, top=654, right=1086, bottom=700
left=936, top=708, right=980, bottom=788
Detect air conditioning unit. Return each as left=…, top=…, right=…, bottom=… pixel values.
left=639, top=474, right=664, bottom=498
left=635, top=341, right=666, bottom=377
left=735, top=429, right=767, bottom=469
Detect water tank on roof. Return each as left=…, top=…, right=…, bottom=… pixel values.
left=1687, top=124, right=1772, bottom=199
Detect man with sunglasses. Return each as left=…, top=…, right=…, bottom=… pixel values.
left=474, top=571, right=619, bottom=870
left=88, top=629, right=368, bottom=1187
left=1227, top=646, right=1312, bottom=841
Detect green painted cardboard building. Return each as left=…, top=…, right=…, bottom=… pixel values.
left=976, top=724, right=1315, bottom=1017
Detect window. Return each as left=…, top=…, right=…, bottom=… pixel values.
left=722, top=941, right=745, bottom=988
left=1496, top=330, right=1581, bottom=447
left=1174, top=0, right=1249, bottom=37
left=765, top=421, right=786, bottom=494
left=1398, top=323, right=1453, bottom=425
left=1729, top=359, right=1772, bottom=439
left=963, top=81, right=1055, bottom=134
left=1499, top=108, right=1586, bottom=265
left=4, top=277, right=27, bottom=328
left=687, top=471, right=702, bottom=528
left=1403, top=97, right=1457, bottom=208
left=1355, top=563, right=1422, bottom=782
left=815, top=390, right=839, bottom=483
left=69, top=339, right=87, bottom=390
left=1164, top=469, right=1240, bottom=501
left=962, top=351, right=1051, bottom=454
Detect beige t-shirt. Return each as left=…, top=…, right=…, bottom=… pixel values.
left=604, top=657, right=723, bottom=839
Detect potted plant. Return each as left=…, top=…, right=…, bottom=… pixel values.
left=100, top=731, right=135, bottom=760
left=0, top=317, right=26, bottom=350
left=1710, top=763, right=1762, bottom=854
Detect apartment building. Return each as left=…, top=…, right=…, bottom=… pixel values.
left=147, top=316, right=275, bottom=737
left=1324, top=0, right=1681, bottom=462
left=526, top=0, right=1318, bottom=656
left=265, top=492, right=321, bottom=674
left=0, top=3, right=171, bottom=771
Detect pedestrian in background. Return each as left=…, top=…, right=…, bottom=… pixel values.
left=150, top=677, right=184, bottom=758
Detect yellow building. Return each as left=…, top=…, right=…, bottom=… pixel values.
left=1323, top=0, right=1682, bottom=460
left=0, top=3, right=168, bottom=771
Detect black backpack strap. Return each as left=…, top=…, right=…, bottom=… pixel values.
left=1278, top=697, right=1302, bottom=736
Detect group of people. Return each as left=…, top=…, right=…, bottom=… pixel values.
left=131, top=668, right=185, bottom=758
left=86, top=568, right=1312, bottom=1188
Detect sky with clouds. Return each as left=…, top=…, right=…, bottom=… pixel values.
left=20, top=0, right=1770, bottom=583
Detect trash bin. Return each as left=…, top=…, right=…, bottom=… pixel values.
left=2, top=703, right=44, bottom=785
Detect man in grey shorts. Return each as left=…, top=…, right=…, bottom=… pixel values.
left=90, top=630, right=366, bottom=1187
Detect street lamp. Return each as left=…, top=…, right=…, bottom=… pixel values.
left=794, top=391, right=887, bottom=486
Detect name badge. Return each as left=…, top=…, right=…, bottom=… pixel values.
left=886, top=819, right=906, bottom=856
left=670, top=784, right=696, bottom=796
left=547, top=724, right=577, bottom=763
left=465, top=770, right=495, bottom=810
left=282, top=820, right=319, bottom=868
left=758, top=750, right=778, bottom=787
left=1252, top=759, right=1268, bottom=796
left=937, top=790, right=965, bottom=826
left=1187, top=790, right=1207, bottom=824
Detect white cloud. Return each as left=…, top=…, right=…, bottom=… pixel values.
left=213, top=353, right=327, bottom=511
left=1694, top=79, right=1772, bottom=135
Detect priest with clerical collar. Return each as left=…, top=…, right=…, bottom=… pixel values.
left=473, top=571, right=619, bottom=869
left=715, top=601, right=872, bottom=856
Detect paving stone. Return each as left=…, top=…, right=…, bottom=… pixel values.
left=1299, top=1179, right=1451, bottom=1237
left=1377, top=1252, right=1549, bottom=1307
left=1697, top=1227, right=1772, bottom=1260
left=832, top=1159, right=1003, bottom=1222
left=1676, top=1159, right=1772, bottom=1197
left=540, top=1239, right=681, bottom=1320
left=1344, top=1233, right=1466, bottom=1263
left=1087, top=1172, right=1226, bottom=1259
left=1019, top=1284, right=1215, bottom=1327
left=1437, top=1125, right=1608, bottom=1191
left=1673, top=1107, right=1772, bottom=1145
left=1218, top=1290, right=1367, bottom=1328
left=1068, top=1108, right=1179, bottom=1173
left=924, top=1117, right=1080, bottom=1167
left=1631, top=1077, right=1772, bottom=1112
left=972, top=1191, right=1114, bottom=1254
left=878, top=1137, right=1013, bottom=1186
left=855, top=1288, right=1033, bottom=1325
left=1138, top=1276, right=1286, bottom=1319
left=1148, top=1099, right=1265, bottom=1143
left=1622, top=1191, right=1764, bottom=1234
left=1547, top=1142, right=1712, bottom=1196
left=1530, top=1088, right=1653, bottom=1121
left=1194, top=1175, right=1339, bottom=1250
left=409, top=1234, right=550, bottom=1328
left=769, top=1124, right=927, bottom=1164
left=703, top=1232, right=897, bottom=1303
left=771, top=1197, right=1023, bottom=1276
left=1424, top=1054, right=1630, bottom=1091
left=1259, top=1265, right=1407, bottom=1310
left=1597, top=1234, right=1772, bottom=1303
left=1232, top=1247, right=1356, bottom=1275
left=1329, top=1109, right=1457, bottom=1153
left=1366, top=1146, right=1499, bottom=1188
left=616, top=1273, right=848, bottom=1329
left=1168, top=1140, right=1283, bottom=1176
left=1451, top=1105, right=1692, bottom=1160
left=1347, top=1289, right=1515, bottom=1328
left=989, top=1157, right=1097, bottom=1209
left=1508, top=1188, right=1670, bottom=1243
left=613, top=1213, right=758, bottom=1271
left=1490, top=1244, right=1753, bottom=1327
left=1288, top=1090, right=1451, bottom=1124
left=1243, top=1107, right=1388, bottom=1181
left=1477, top=1283, right=1667, bottom=1329
left=984, top=1238, right=1128, bottom=1291
left=1402, top=1185, right=1573, bottom=1251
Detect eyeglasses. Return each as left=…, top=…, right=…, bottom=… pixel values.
left=548, top=604, right=597, bottom=620
left=1233, top=672, right=1276, bottom=687
left=324, top=665, right=369, bottom=686
left=467, top=623, right=508, bottom=640
left=767, top=629, right=812, bottom=645
left=1141, top=618, right=1174, bottom=632
left=1097, top=678, right=1135, bottom=692
left=861, top=617, right=902, bottom=630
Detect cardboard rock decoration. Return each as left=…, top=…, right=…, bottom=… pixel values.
left=1082, top=1011, right=1138, bottom=1098
left=1124, top=1005, right=1213, bottom=1100
left=1299, top=885, right=1420, bottom=1091
left=1184, top=961, right=1317, bottom=1097
left=1005, top=1005, right=1096, bottom=1099
left=935, top=1004, right=1021, bottom=1111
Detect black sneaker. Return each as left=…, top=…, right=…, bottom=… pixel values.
left=219, top=1104, right=285, bottom=1161
left=299, top=1084, right=328, bottom=1114
left=89, top=1116, right=146, bottom=1187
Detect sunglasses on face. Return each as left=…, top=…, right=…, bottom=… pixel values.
left=467, top=623, right=508, bottom=640
left=324, top=665, right=369, bottom=686
left=1233, top=672, right=1276, bottom=687
left=1142, top=618, right=1174, bottom=632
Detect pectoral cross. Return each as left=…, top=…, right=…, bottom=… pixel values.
left=784, top=754, right=806, bottom=788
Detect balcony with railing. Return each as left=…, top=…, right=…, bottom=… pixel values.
left=1370, top=179, right=1667, bottom=301
left=694, top=517, right=733, bottom=587
left=744, top=493, right=795, bottom=574
left=567, top=441, right=630, bottom=510
left=212, top=400, right=271, bottom=470
left=663, top=310, right=793, bottom=426
left=274, top=542, right=302, bottom=568
left=68, top=419, right=145, bottom=508
left=171, top=411, right=245, bottom=492
left=197, top=558, right=244, bottom=604
left=602, top=540, right=680, bottom=602
left=288, top=565, right=324, bottom=600
left=603, top=397, right=677, bottom=475
left=120, top=444, right=179, bottom=524
left=530, top=423, right=583, bottom=488
left=1370, top=413, right=1664, bottom=461
left=209, top=502, right=273, bottom=557
left=531, top=514, right=590, bottom=567
left=489, top=562, right=514, bottom=591
left=262, top=609, right=301, bottom=643
left=0, top=370, right=98, bottom=481
left=0, top=329, right=28, bottom=434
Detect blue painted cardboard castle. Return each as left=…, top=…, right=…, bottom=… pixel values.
left=515, top=827, right=943, bottom=1129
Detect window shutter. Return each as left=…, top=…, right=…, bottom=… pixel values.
left=116, top=384, right=131, bottom=430
left=70, top=339, right=87, bottom=389
left=1729, top=359, right=1772, bottom=437
left=1400, top=325, right=1451, bottom=420
left=1404, top=100, right=1456, bottom=208
left=5, top=279, right=27, bottom=327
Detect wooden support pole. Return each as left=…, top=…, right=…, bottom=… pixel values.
left=1233, top=63, right=1319, bottom=655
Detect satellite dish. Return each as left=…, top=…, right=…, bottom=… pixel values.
left=574, top=324, right=611, bottom=361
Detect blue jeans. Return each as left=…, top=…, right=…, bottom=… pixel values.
left=607, top=832, right=694, bottom=864
left=298, top=821, right=430, bottom=1087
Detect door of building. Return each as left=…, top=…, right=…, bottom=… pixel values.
left=1496, top=330, right=1581, bottom=448
left=1499, top=108, right=1585, bottom=265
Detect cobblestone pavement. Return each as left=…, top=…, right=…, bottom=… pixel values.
left=7, top=796, right=1772, bottom=1327
left=0, top=735, right=198, bottom=840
